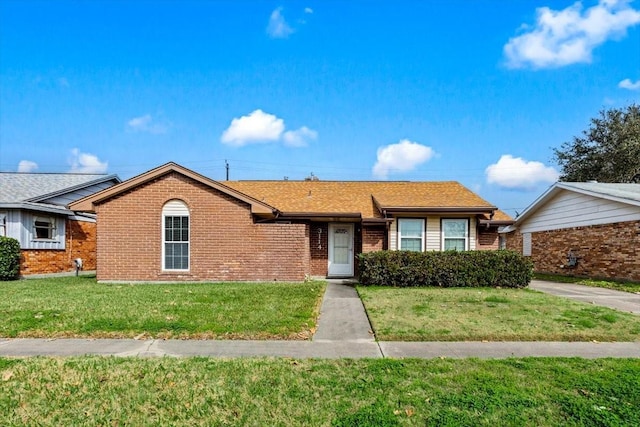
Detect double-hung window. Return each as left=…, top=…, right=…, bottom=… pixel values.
left=34, top=216, right=56, bottom=240
left=442, top=219, right=468, bottom=251
left=162, top=201, right=189, bottom=271
left=398, top=218, right=425, bottom=251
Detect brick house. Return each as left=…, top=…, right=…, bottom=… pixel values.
left=70, top=162, right=512, bottom=282
left=502, top=182, right=640, bottom=282
left=0, top=172, right=120, bottom=276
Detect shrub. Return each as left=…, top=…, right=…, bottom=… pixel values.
left=358, top=250, right=533, bottom=288
left=0, top=236, right=21, bottom=281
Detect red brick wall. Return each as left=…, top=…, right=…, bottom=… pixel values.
left=505, top=220, right=640, bottom=282
left=310, top=223, right=328, bottom=277
left=96, top=173, right=310, bottom=282
left=21, top=219, right=97, bottom=275
left=362, top=225, right=386, bottom=252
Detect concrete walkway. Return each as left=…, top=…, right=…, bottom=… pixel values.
left=529, top=280, right=640, bottom=315
left=1, top=281, right=639, bottom=359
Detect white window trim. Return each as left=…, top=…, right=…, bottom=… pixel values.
left=441, top=218, right=469, bottom=251
left=33, top=215, right=57, bottom=241
left=162, top=201, right=190, bottom=272
left=398, top=218, right=425, bottom=252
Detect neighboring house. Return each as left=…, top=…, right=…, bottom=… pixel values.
left=0, top=172, right=121, bottom=275
left=502, top=182, right=640, bottom=282
left=69, top=162, right=512, bottom=282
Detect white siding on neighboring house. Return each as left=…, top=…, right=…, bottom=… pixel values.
left=519, top=190, right=640, bottom=233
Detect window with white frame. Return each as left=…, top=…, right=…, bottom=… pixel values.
left=0, top=212, right=6, bottom=237
left=162, top=201, right=190, bottom=270
left=442, top=219, right=468, bottom=251
left=33, top=216, right=56, bottom=240
left=398, top=218, right=425, bottom=251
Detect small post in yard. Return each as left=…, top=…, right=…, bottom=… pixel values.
left=74, top=258, right=83, bottom=276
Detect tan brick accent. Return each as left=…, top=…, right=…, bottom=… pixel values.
left=476, top=227, right=500, bottom=250
left=21, top=219, right=97, bottom=275
left=96, top=172, right=310, bottom=282
left=505, top=220, right=640, bottom=282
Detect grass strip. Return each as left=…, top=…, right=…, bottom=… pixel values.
left=0, top=276, right=325, bottom=339
left=358, top=286, right=640, bottom=342
left=1, top=357, right=638, bottom=426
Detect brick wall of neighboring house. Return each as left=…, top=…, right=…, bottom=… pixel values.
left=505, top=220, right=640, bottom=282
left=21, top=219, right=96, bottom=275
left=476, top=227, right=500, bottom=250
left=96, top=172, right=310, bottom=282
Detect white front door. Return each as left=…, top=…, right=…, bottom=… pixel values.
left=328, top=223, right=354, bottom=277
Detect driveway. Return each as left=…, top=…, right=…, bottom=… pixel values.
left=529, top=280, right=640, bottom=315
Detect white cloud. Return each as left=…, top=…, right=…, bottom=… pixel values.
left=221, top=110, right=285, bottom=146
left=485, top=155, right=559, bottom=190
left=68, top=148, right=108, bottom=174
left=504, top=0, right=640, bottom=69
left=221, top=109, right=317, bottom=148
left=267, top=7, right=294, bottom=38
left=283, top=126, right=318, bottom=147
left=18, top=160, right=38, bottom=173
left=127, top=114, right=168, bottom=134
left=304, top=7, right=313, bottom=14
left=372, top=139, right=436, bottom=179
left=619, top=78, right=640, bottom=90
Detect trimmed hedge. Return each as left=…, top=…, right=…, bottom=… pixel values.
left=358, top=250, right=533, bottom=288
left=0, top=236, right=21, bottom=281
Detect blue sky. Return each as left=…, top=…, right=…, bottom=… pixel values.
left=1, top=0, right=639, bottom=216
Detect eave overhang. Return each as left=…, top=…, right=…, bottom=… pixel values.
left=381, top=206, right=496, bottom=214
left=277, top=212, right=362, bottom=222
left=0, top=202, right=73, bottom=216
left=477, top=219, right=515, bottom=227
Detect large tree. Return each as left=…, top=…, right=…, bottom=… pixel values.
left=553, top=104, right=640, bottom=183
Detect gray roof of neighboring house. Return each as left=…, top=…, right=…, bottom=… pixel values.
left=559, top=182, right=640, bottom=204
left=0, top=173, right=119, bottom=204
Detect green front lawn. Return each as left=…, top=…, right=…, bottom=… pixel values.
left=358, top=286, right=640, bottom=342
left=1, top=357, right=639, bottom=426
left=0, top=276, right=325, bottom=339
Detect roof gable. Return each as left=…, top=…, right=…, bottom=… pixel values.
left=511, top=182, right=640, bottom=228
left=69, top=162, right=276, bottom=215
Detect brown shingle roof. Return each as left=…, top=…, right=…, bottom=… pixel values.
left=224, top=180, right=499, bottom=219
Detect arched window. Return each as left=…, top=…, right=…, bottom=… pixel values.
left=162, top=200, right=189, bottom=271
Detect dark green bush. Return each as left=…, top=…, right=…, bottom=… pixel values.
left=358, top=250, right=533, bottom=288
left=0, top=236, right=21, bottom=281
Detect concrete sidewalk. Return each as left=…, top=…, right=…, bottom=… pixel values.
left=1, top=338, right=638, bottom=359
left=0, top=281, right=638, bottom=359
